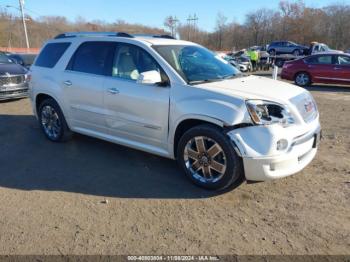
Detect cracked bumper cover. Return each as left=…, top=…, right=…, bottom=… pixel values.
left=227, top=119, right=321, bottom=181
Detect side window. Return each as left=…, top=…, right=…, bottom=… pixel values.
left=112, top=44, right=162, bottom=81
left=68, top=41, right=116, bottom=76
left=305, top=55, right=333, bottom=65
left=317, top=55, right=333, bottom=64
left=35, top=42, right=70, bottom=68
left=337, top=56, right=350, bottom=65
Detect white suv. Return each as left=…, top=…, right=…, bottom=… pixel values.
left=29, top=32, right=321, bottom=190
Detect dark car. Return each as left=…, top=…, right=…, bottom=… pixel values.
left=6, top=53, right=37, bottom=69
left=0, top=53, right=29, bottom=100
left=281, top=53, right=350, bottom=87
left=268, top=41, right=308, bottom=56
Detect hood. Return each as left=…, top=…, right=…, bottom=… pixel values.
left=196, top=75, right=306, bottom=104
left=0, top=63, right=27, bottom=76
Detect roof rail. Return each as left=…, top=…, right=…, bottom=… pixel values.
left=133, top=34, right=176, bottom=40
left=54, top=32, right=134, bottom=39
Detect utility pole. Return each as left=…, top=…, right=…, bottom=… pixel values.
left=168, top=16, right=179, bottom=38
left=187, top=14, right=198, bottom=41
left=19, top=0, right=30, bottom=50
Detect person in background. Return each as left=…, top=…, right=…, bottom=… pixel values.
left=248, top=49, right=259, bottom=72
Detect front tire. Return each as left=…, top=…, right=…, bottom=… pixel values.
left=177, top=124, right=244, bottom=190
left=38, top=98, right=72, bottom=142
left=295, top=72, right=311, bottom=87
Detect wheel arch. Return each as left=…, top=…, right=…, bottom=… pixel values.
left=34, top=92, right=71, bottom=128
left=171, top=116, right=224, bottom=159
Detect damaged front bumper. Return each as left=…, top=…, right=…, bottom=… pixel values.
left=227, top=118, right=321, bottom=181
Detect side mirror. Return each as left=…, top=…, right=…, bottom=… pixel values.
left=137, top=70, right=162, bottom=85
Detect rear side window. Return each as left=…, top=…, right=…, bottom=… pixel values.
left=35, top=42, right=70, bottom=68
left=67, top=41, right=116, bottom=76
left=337, top=55, right=350, bottom=65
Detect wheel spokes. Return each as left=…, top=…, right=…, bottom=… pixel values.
left=187, top=148, right=199, bottom=160
left=210, top=160, right=226, bottom=174
left=202, top=165, right=212, bottom=179
left=207, top=143, right=222, bottom=158
left=191, top=160, right=201, bottom=172
left=184, top=136, right=227, bottom=183
left=195, top=137, right=206, bottom=153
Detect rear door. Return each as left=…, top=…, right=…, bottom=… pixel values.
left=61, top=41, right=116, bottom=133
left=333, top=55, right=350, bottom=84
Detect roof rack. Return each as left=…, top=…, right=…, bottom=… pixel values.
left=133, top=34, right=176, bottom=40
left=54, top=32, right=134, bottom=39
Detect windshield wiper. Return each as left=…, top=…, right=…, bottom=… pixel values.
left=188, top=78, right=225, bottom=85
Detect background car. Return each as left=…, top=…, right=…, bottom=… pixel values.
left=268, top=41, right=308, bottom=56
left=0, top=53, right=29, bottom=100
left=6, top=53, right=37, bottom=69
left=309, top=42, right=343, bottom=55
left=281, top=53, right=350, bottom=86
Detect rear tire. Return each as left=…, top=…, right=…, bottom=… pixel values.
left=176, top=124, right=244, bottom=191
left=294, top=72, right=311, bottom=87
left=38, top=98, right=73, bottom=142
left=293, top=49, right=300, bottom=56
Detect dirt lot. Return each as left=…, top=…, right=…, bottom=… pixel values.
left=0, top=79, right=349, bottom=255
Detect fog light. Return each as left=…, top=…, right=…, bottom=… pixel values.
left=277, top=139, right=288, bottom=151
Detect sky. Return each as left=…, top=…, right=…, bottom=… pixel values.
left=1, top=0, right=347, bottom=31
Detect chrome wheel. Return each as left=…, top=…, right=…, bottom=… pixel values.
left=295, top=73, right=310, bottom=86
left=41, top=105, right=61, bottom=140
left=184, top=136, right=227, bottom=183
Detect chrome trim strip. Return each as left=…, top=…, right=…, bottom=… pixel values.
left=315, top=76, right=350, bottom=82
left=292, top=126, right=321, bottom=146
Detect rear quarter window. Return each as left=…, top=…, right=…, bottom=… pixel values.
left=35, top=42, right=71, bottom=68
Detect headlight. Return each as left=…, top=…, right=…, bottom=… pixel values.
left=246, top=100, right=295, bottom=127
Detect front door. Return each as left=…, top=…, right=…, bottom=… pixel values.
left=306, top=54, right=337, bottom=84
left=103, top=43, right=170, bottom=150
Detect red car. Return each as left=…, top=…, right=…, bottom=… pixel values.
left=281, top=53, right=350, bottom=86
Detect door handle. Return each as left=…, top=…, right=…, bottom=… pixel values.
left=334, top=67, right=342, bottom=70
left=63, top=80, right=72, bottom=86
left=108, top=88, right=120, bottom=94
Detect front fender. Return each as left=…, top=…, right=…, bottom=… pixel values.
left=168, top=97, right=251, bottom=158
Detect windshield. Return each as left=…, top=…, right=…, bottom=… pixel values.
left=0, top=54, right=13, bottom=64
left=321, top=44, right=330, bottom=51
left=153, top=45, right=240, bottom=84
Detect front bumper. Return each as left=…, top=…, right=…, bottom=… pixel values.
left=0, top=84, right=29, bottom=101
left=228, top=120, right=321, bottom=181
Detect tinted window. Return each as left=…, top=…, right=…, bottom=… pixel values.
left=305, top=55, right=333, bottom=65
left=153, top=45, right=240, bottom=84
left=0, top=53, right=13, bottom=64
left=69, top=42, right=116, bottom=76
left=35, top=42, right=70, bottom=68
left=337, top=55, right=350, bottom=65
left=112, top=44, right=162, bottom=81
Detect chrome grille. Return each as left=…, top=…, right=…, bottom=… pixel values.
left=0, top=75, right=25, bottom=86
left=290, top=92, right=318, bottom=123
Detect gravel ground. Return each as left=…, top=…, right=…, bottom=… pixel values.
left=0, top=80, right=349, bottom=255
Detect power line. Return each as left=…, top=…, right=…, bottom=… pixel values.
left=187, top=14, right=198, bottom=41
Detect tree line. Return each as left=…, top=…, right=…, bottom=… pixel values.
left=1, top=0, right=349, bottom=51
left=0, top=11, right=167, bottom=49
left=173, top=1, right=350, bottom=51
